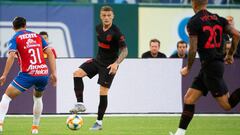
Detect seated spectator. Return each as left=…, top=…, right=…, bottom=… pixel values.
left=142, top=38, right=167, bottom=58
left=39, top=31, right=57, bottom=58
left=170, top=40, right=188, bottom=58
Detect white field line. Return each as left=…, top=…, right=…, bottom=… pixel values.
left=6, top=113, right=240, bottom=118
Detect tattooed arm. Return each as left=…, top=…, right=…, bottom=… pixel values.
left=108, top=46, right=128, bottom=75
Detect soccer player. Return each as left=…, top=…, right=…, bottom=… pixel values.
left=170, top=0, right=240, bottom=135
left=39, top=31, right=57, bottom=59
left=69, top=5, right=128, bottom=130
left=0, top=17, right=57, bottom=134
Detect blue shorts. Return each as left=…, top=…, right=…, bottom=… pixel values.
left=11, top=72, right=49, bottom=92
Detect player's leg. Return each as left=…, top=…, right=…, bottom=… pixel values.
left=90, top=65, right=115, bottom=131
left=0, top=73, right=32, bottom=132
left=31, top=75, right=48, bottom=134
left=0, top=85, right=22, bottom=132
left=171, top=88, right=202, bottom=135
left=71, top=68, right=87, bottom=113
left=171, top=72, right=206, bottom=135
left=70, top=59, right=98, bottom=113
left=90, top=86, right=108, bottom=131
left=215, top=88, right=240, bottom=111
left=32, top=90, right=43, bottom=134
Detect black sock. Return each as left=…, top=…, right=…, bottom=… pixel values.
left=97, top=95, right=108, bottom=120
left=74, top=77, right=84, bottom=102
left=179, top=104, right=195, bottom=130
left=228, top=88, right=240, bottom=108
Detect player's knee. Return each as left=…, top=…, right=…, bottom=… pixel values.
left=73, top=70, right=85, bottom=77
left=100, top=86, right=109, bottom=95
left=34, top=91, right=43, bottom=98
left=183, top=95, right=194, bottom=104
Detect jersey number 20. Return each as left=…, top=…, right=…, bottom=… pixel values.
left=203, top=25, right=223, bottom=49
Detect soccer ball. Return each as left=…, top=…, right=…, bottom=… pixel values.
left=66, top=114, right=84, bottom=130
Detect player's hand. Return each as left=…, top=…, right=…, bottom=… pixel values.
left=50, top=73, right=57, bottom=87
left=107, top=63, right=119, bottom=75
left=180, top=66, right=189, bottom=76
left=0, top=75, right=6, bottom=86
left=224, top=55, right=234, bottom=64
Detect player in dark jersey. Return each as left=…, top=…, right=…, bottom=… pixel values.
left=170, top=0, right=240, bottom=135
left=0, top=17, right=57, bottom=134
left=70, top=6, right=128, bottom=130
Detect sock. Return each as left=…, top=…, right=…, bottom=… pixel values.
left=228, top=88, right=240, bottom=108
left=175, top=128, right=186, bottom=135
left=33, top=96, right=43, bottom=127
left=97, top=95, right=108, bottom=121
left=0, top=94, right=12, bottom=123
left=179, top=104, right=195, bottom=130
left=96, top=120, right=102, bottom=125
left=74, top=77, right=84, bottom=102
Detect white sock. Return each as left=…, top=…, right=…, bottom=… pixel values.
left=0, top=94, right=12, bottom=123
left=175, top=128, right=186, bottom=135
left=96, top=120, right=102, bottom=125
left=33, top=96, right=43, bottom=126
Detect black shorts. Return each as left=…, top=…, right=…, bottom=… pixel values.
left=79, top=59, right=115, bottom=88
left=191, top=60, right=228, bottom=97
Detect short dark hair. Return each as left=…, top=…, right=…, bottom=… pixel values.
left=177, top=40, right=187, bottom=48
left=39, top=31, right=48, bottom=37
left=13, top=16, right=26, bottom=30
left=149, top=39, right=160, bottom=47
left=101, top=6, right=113, bottom=12
left=192, top=0, right=208, bottom=5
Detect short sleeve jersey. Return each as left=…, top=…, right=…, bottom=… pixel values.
left=96, top=24, right=127, bottom=66
left=187, top=10, right=228, bottom=63
left=8, top=30, right=49, bottom=76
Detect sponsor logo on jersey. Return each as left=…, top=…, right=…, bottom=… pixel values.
left=18, top=33, right=37, bottom=40
left=27, top=64, right=48, bottom=75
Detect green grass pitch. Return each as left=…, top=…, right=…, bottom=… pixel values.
left=2, top=116, right=240, bottom=135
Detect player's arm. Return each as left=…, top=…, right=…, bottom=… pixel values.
left=181, top=35, right=197, bottom=76
left=226, top=25, right=240, bottom=56
left=44, top=48, right=57, bottom=86
left=108, top=46, right=128, bottom=75
left=115, top=46, right=128, bottom=65
left=187, top=35, right=198, bottom=70
left=0, top=52, right=15, bottom=86
left=224, top=25, right=240, bottom=64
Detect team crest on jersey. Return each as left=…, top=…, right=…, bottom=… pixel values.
left=106, top=35, right=112, bottom=41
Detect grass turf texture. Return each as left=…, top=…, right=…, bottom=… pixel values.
left=2, top=116, right=240, bottom=135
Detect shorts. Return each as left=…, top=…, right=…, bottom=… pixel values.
left=79, top=59, right=115, bottom=88
left=11, top=72, right=49, bottom=92
left=191, top=60, right=228, bottom=97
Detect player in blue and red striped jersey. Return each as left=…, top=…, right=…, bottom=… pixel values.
left=0, top=17, right=57, bottom=134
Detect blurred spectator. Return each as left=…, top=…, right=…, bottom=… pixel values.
left=142, top=38, right=167, bottom=58
left=170, top=40, right=188, bottom=58
left=39, top=31, right=57, bottom=58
